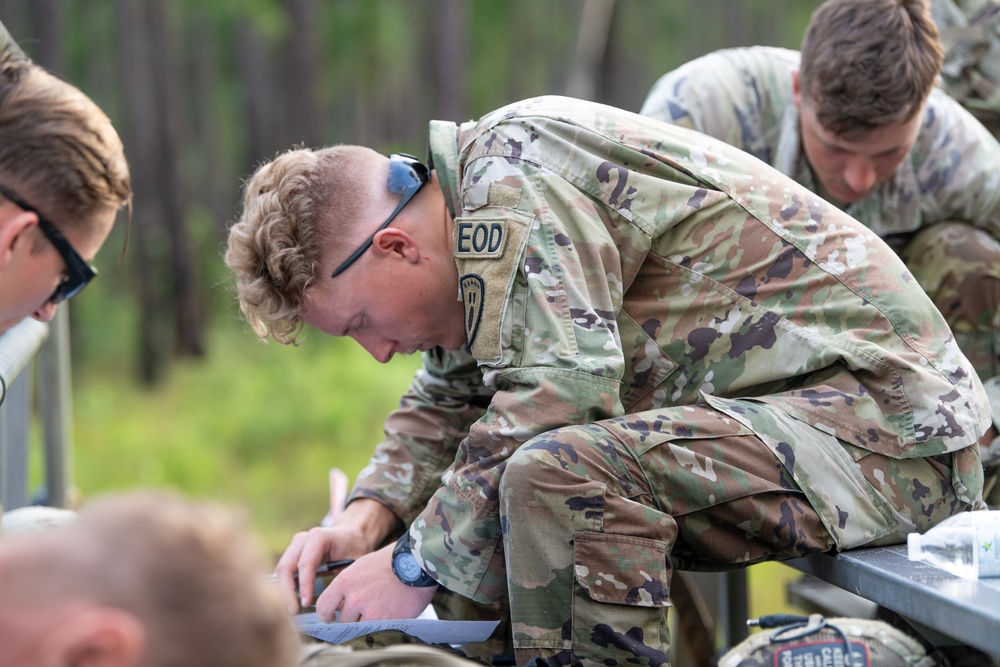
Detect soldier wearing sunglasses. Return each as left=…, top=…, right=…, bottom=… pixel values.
left=227, top=97, right=989, bottom=665
left=0, top=21, right=130, bottom=333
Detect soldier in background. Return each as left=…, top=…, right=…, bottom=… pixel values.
left=0, top=20, right=131, bottom=334
left=226, top=94, right=988, bottom=665
left=0, top=490, right=299, bottom=667
left=640, top=0, right=1000, bottom=469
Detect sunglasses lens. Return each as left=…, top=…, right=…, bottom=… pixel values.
left=386, top=154, right=428, bottom=194
left=49, top=275, right=89, bottom=305
left=49, top=282, right=68, bottom=305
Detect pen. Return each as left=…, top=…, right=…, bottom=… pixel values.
left=268, top=559, right=355, bottom=582
left=305, top=559, right=355, bottom=577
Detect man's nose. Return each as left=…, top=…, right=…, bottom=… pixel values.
left=32, top=301, right=58, bottom=323
left=842, top=157, right=877, bottom=194
left=354, top=334, right=394, bottom=364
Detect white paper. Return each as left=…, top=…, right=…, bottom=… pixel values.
left=294, top=609, right=499, bottom=647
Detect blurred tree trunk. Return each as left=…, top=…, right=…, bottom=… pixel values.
left=239, top=17, right=282, bottom=167
left=188, top=8, right=233, bottom=235
left=146, top=0, right=204, bottom=359
left=114, top=0, right=167, bottom=384
left=283, top=0, right=322, bottom=147
left=0, top=1, right=29, bottom=55
left=721, top=0, right=752, bottom=47
left=429, top=0, right=466, bottom=123
left=567, top=0, right=617, bottom=101
left=27, top=0, right=65, bottom=77
left=507, top=0, right=532, bottom=103
left=115, top=0, right=204, bottom=384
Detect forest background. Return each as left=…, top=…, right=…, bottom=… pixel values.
left=7, top=0, right=818, bottom=612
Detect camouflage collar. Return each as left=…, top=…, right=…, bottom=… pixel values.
left=428, top=120, right=461, bottom=220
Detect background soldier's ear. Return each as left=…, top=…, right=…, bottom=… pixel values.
left=0, top=211, right=36, bottom=269
left=54, top=607, right=147, bottom=667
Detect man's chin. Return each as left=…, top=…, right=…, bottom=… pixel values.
left=440, top=338, right=468, bottom=351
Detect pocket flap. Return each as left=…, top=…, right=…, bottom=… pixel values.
left=573, top=532, right=671, bottom=607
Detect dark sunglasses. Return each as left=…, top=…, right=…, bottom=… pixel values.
left=0, top=183, right=97, bottom=304
left=330, top=153, right=430, bottom=278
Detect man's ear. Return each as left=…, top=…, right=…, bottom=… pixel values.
left=54, top=607, right=146, bottom=667
left=371, top=227, right=421, bottom=263
left=0, top=210, right=37, bottom=269
left=791, top=70, right=802, bottom=110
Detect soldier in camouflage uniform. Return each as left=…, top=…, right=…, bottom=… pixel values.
left=226, top=95, right=989, bottom=666
left=641, top=0, right=1000, bottom=466
left=0, top=19, right=131, bottom=334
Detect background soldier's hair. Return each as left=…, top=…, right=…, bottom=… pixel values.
left=799, top=0, right=943, bottom=137
left=0, top=20, right=131, bottom=233
left=67, top=491, right=299, bottom=667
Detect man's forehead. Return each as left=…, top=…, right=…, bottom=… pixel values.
left=811, top=108, right=921, bottom=152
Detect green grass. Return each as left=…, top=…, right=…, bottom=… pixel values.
left=66, top=317, right=421, bottom=557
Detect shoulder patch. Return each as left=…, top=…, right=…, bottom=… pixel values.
left=454, top=218, right=508, bottom=259
left=460, top=274, right=485, bottom=349
left=453, top=208, right=533, bottom=362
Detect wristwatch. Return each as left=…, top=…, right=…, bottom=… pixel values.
left=391, top=531, right=438, bottom=587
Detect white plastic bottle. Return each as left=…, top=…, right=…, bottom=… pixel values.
left=907, top=510, right=1000, bottom=579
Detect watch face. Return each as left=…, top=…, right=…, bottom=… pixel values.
left=394, top=551, right=424, bottom=582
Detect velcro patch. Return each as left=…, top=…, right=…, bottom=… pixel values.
left=454, top=219, right=507, bottom=259
left=487, top=182, right=521, bottom=209
left=460, top=274, right=485, bottom=349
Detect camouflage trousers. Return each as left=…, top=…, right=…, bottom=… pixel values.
left=498, top=404, right=977, bottom=667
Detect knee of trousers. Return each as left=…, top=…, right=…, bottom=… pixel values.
left=903, top=221, right=1000, bottom=327
left=499, top=422, right=612, bottom=509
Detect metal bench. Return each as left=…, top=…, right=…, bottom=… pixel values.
left=782, top=545, right=1000, bottom=657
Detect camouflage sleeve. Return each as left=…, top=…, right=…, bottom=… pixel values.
left=912, top=88, right=1000, bottom=238
left=348, top=347, right=493, bottom=527
left=640, top=49, right=739, bottom=133
left=639, top=46, right=798, bottom=157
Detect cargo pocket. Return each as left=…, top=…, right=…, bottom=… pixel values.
left=573, top=531, right=672, bottom=608
left=571, top=531, right=672, bottom=658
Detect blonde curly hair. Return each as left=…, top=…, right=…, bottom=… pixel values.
left=226, top=145, right=377, bottom=344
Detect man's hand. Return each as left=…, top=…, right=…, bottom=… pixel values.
left=273, top=498, right=399, bottom=614
left=315, top=543, right=438, bottom=622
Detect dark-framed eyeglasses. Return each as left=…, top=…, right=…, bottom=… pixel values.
left=330, top=153, right=430, bottom=278
left=0, top=182, right=97, bottom=304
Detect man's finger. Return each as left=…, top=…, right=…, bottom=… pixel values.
left=274, top=532, right=308, bottom=614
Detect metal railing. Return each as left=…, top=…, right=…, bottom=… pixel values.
left=0, top=310, right=72, bottom=510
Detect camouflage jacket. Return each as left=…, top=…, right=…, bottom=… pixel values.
left=350, top=96, right=989, bottom=602
left=639, top=46, right=1000, bottom=248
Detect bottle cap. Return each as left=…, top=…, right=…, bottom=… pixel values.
left=907, top=532, right=921, bottom=561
